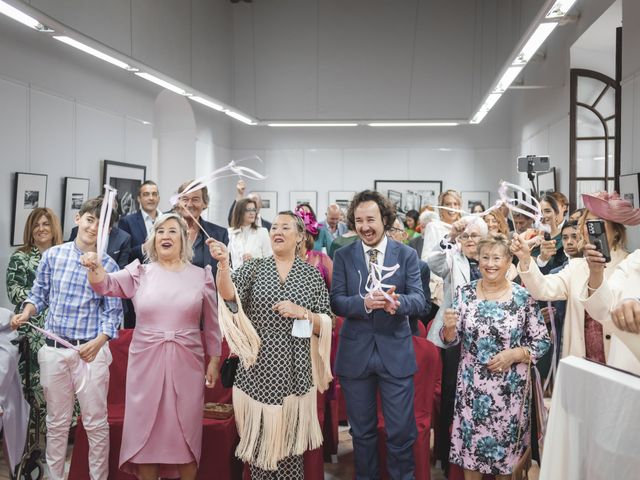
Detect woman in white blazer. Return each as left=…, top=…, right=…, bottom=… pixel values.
left=228, top=198, right=272, bottom=269
left=512, top=193, right=635, bottom=366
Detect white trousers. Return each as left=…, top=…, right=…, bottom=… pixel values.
left=38, top=343, right=111, bottom=480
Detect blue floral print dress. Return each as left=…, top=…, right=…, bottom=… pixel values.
left=447, top=281, right=550, bottom=475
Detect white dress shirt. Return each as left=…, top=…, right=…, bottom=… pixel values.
left=141, top=209, right=162, bottom=236
left=362, top=235, right=388, bottom=268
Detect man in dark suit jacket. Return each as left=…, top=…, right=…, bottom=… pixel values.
left=118, top=180, right=161, bottom=263
left=331, top=190, right=425, bottom=480
left=178, top=181, right=229, bottom=273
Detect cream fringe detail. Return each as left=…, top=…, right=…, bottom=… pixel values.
left=233, top=386, right=323, bottom=471
left=311, top=313, right=333, bottom=393
left=231, top=312, right=333, bottom=471
left=217, top=287, right=261, bottom=368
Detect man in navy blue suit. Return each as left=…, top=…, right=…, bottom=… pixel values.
left=118, top=180, right=162, bottom=263
left=331, top=190, right=425, bottom=480
left=178, top=180, right=229, bottom=273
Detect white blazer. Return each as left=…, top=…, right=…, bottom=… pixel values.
left=580, top=249, right=640, bottom=374
left=227, top=226, right=272, bottom=269
left=517, top=249, right=628, bottom=362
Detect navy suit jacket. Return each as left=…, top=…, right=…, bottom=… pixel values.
left=68, top=226, right=131, bottom=270
left=118, top=211, right=148, bottom=263
left=330, top=239, right=426, bottom=378
left=191, top=218, right=229, bottom=274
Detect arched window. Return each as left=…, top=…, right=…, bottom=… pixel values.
left=569, top=68, right=620, bottom=209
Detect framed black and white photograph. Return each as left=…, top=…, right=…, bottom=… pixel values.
left=290, top=191, right=318, bottom=213
left=328, top=191, right=356, bottom=213
left=536, top=167, right=557, bottom=197
left=619, top=173, right=640, bottom=208
left=62, top=177, right=90, bottom=240
left=374, top=180, right=442, bottom=213
left=461, top=191, right=491, bottom=212
left=253, top=191, right=278, bottom=222
left=102, top=160, right=147, bottom=218
left=12, top=172, right=48, bottom=246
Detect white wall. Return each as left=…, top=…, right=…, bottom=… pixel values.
left=231, top=0, right=543, bottom=121
left=509, top=0, right=617, bottom=200
left=26, top=0, right=234, bottom=105
left=230, top=96, right=516, bottom=220
left=0, top=7, right=235, bottom=309
left=621, top=0, right=640, bottom=248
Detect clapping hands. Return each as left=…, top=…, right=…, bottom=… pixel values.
left=364, top=285, right=401, bottom=315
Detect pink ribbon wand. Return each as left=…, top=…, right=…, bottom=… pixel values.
left=27, top=322, right=91, bottom=393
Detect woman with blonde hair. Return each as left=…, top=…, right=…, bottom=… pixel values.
left=483, top=210, right=509, bottom=236
left=83, top=212, right=221, bottom=480
left=441, top=234, right=550, bottom=479
left=6, top=207, right=63, bottom=433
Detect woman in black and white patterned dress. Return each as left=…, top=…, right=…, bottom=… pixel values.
left=209, top=211, right=333, bottom=479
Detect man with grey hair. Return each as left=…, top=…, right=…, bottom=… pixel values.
left=320, top=203, right=348, bottom=240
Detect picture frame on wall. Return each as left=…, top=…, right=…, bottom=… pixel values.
left=328, top=191, right=356, bottom=213
left=102, top=160, right=147, bottom=218
left=62, top=177, right=90, bottom=240
left=461, top=191, right=490, bottom=212
left=12, top=172, right=48, bottom=246
left=619, top=173, right=640, bottom=208
left=290, top=191, right=318, bottom=213
left=253, top=191, right=278, bottom=222
left=536, top=167, right=557, bottom=197
left=373, top=180, right=442, bottom=213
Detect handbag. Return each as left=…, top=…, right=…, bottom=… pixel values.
left=220, top=356, right=239, bottom=388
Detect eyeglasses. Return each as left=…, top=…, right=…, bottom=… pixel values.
left=459, top=233, right=481, bottom=241
left=245, top=208, right=257, bottom=213
left=388, top=227, right=404, bottom=234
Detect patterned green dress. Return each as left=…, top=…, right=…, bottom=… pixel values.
left=6, top=246, right=80, bottom=433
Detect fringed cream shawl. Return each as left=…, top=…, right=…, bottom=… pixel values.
left=218, top=287, right=333, bottom=471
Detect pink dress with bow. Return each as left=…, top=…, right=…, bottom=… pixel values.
left=93, top=260, right=221, bottom=478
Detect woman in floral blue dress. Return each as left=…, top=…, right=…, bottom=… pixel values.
left=441, top=234, right=550, bottom=479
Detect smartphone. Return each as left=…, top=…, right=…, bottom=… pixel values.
left=586, top=219, right=611, bottom=263
left=543, top=232, right=551, bottom=241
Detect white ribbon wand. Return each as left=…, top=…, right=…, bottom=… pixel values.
left=96, top=185, right=118, bottom=261
left=358, top=262, right=401, bottom=304
left=170, top=157, right=266, bottom=239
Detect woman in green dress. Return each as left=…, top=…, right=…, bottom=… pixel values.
left=6, top=207, right=63, bottom=433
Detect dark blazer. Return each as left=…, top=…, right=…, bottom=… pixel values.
left=330, top=239, right=425, bottom=378
left=191, top=218, right=229, bottom=274
left=228, top=200, right=272, bottom=230
left=68, top=226, right=132, bottom=270
left=410, top=260, right=433, bottom=335
left=118, top=211, right=148, bottom=263
left=409, top=236, right=424, bottom=258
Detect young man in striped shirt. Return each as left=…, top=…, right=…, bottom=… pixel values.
left=12, top=197, right=122, bottom=480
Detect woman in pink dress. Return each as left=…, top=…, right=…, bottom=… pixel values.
left=81, top=213, right=221, bottom=480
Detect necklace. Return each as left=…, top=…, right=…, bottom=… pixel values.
left=478, top=280, right=511, bottom=300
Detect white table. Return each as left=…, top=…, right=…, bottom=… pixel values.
left=540, top=356, right=640, bottom=480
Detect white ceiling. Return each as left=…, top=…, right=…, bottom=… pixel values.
left=572, top=0, right=621, bottom=53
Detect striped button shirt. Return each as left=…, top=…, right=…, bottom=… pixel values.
left=26, top=241, right=122, bottom=340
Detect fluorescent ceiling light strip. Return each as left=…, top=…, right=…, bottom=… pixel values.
left=268, top=122, right=358, bottom=127
left=494, top=66, right=524, bottom=93
left=515, top=22, right=558, bottom=65
left=0, top=0, right=41, bottom=29
left=368, top=122, right=458, bottom=127
left=546, top=0, right=578, bottom=18
left=135, top=72, right=190, bottom=96
left=54, top=36, right=135, bottom=71
left=225, top=110, right=257, bottom=125
left=190, top=96, right=225, bottom=112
